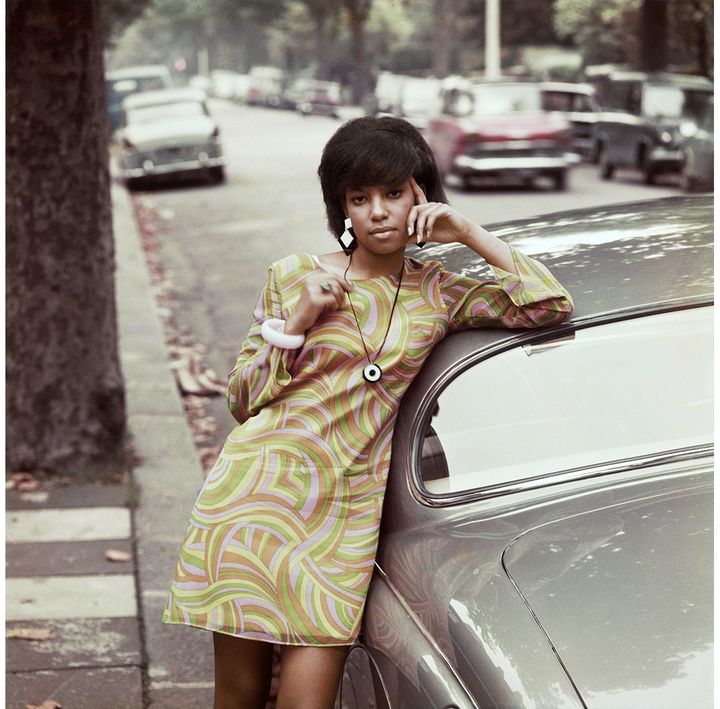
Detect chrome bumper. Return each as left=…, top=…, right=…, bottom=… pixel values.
left=122, top=155, right=226, bottom=179
left=454, top=152, right=580, bottom=173
left=650, top=147, right=682, bottom=164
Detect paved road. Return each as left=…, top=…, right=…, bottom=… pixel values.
left=134, top=99, right=682, bottom=449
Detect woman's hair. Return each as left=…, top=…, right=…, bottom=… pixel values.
left=317, top=116, right=447, bottom=239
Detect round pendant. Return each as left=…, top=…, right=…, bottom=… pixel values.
left=363, top=363, right=382, bottom=382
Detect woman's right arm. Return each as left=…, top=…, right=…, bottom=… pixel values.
left=226, top=260, right=353, bottom=424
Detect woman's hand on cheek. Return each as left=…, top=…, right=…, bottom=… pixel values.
left=406, top=176, right=475, bottom=246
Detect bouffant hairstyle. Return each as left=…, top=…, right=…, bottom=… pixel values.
left=317, top=116, right=447, bottom=240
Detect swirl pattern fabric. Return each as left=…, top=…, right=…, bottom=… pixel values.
left=163, top=250, right=573, bottom=645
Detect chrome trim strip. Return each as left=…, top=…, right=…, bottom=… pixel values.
left=371, top=564, right=480, bottom=709
left=123, top=157, right=226, bottom=177
left=454, top=155, right=574, bottom=171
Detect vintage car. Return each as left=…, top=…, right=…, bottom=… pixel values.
left=680, top=96, right=714, bottom=193
left=427, top=82, right=580, bottom=191
left=593, top=71, right=713, bottom=184
left=540, top=81, right=601, bottom=159
left=297, top=80, right=343, bottom=118
left=105, top=64, right=172, bottom=132
left=337, top=195, right=713, bottom=709
left=395, top=77, right=443, bottom=132
left=115, top=87, right=226, bottom=189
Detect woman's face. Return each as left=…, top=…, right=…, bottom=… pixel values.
left=344, top=179, right=416, bottom=254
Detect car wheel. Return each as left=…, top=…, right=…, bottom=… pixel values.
left=589, top=139, right=601, bottom=164
left=209, top=166, right=225, bottom=184
left=641, top=154, right=656, bottom=185
left=552, top=170, right=568, bottom=191
left=599, top=145, right=615, bottom=180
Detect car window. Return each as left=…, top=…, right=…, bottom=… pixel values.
left=127, top=101, right=208, bottom=124
left=418, top=308, right=712, bottom=496
left=470, top=85, right=541, bottom=114
left=542, top=91, right=574, bottom=111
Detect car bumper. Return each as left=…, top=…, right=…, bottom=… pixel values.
left=650, top=146, right=682, bottom=168
left=121, top=155, right=226, bottom=179
left=453, top=152, right=580, bottom=175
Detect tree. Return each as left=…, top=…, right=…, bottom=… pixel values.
left=344, top=0, right=373, bottom=102
left=6, top=0, right=126, bottom=478
left=639, top=0, right=667, bottom=71
left=298, top=0, right=343, bottom=79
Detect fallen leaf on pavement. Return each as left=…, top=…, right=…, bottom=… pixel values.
left=25, top=699, right=62, bottom=709
left=105, top=549, right=132, bottom=563
left=9, top=472, right=40, bottom=491
left=7, top=628, right=55, bottom=641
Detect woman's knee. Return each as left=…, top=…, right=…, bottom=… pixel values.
left=276, top=644, right=349, bottom=709
left=213, top=632, right=274, bottom=708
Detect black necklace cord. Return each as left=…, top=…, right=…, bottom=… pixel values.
left=343, top=251, right=405, bottom=365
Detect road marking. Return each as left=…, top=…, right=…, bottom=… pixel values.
left=7, top=575, right=138, bottom=621
left=6, top=507, right=131, bottom=542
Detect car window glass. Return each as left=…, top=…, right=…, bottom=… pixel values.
left=541, top=91, right=573, bottom=111
left=418, top=308, right=712, bottom=496
left=605, top=81, right=631, bottom=110
left=127, top=101, right=208, bottom=124
left=471, top=85, right=541, bottom=114
left=642, top=85, right=685, bottom=117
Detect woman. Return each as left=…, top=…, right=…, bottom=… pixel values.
left=163, top=116, right=574, bottom=709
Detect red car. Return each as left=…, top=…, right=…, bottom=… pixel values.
left=428, top=82, right=579, bottom=190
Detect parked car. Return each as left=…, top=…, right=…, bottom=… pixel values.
left=338, top=195, right=714, bottom=709
left=283, top=77, right=314, bottom=110
left=367, top=71, right=406, bottom=116
left=297, top=80, right=343, bottom=118
left=246, top=65, right=285, bottom=107
left=593, top=71, right=713, bottom=184
left=679, top=96, right=713, bottom=192
left=105, top=64, right=172, bottom=132
left=396, top=77, right=443, bottom=132
left=115, top=88, right=225, bottom=189
left=428, top=81, right=579, bottom=190
left=210, top=70, right=242, bottom=100
left=540, top=81, right=601, bottom=159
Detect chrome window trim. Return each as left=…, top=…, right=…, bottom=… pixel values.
left=408, top=299, right=713, bottom=508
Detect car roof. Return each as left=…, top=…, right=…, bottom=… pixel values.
left=106, top=65, right=170, bottom=80
left=418, top=193, right=712, bottom=326
left=410, top=194, right=712, bottom=399
left=123, top=87, right=206, bottom=109
left=607, top=71, right=713, bottom=89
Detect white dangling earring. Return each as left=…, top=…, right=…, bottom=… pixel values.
left=339, top=217, right=357, bottom=251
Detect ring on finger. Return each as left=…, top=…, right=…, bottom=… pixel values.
left=320, top=281, right=333, bottom=293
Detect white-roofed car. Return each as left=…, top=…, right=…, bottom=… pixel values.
left=115, top=87, right=226, bottom=189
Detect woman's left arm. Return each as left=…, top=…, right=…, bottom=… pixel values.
left=406, top=177, right=574, bottom=330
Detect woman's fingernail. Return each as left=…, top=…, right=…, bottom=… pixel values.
left=407, top=225, right=413, bottom=236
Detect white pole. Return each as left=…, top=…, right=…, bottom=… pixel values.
left=485, top=0, right=500, bottom=80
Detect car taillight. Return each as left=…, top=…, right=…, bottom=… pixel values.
left=211, top=126, right=220, bottom=138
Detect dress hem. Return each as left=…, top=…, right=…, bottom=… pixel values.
left=162, top=617, right=358, bottom=648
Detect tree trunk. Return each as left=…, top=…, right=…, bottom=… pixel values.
left=432, top=0, right=455, bottom=78
left=6, top=0, right=126, bottom=478
left=639, top=0, right=668, bottom=71
left=346, top=0, right=372, bottom=104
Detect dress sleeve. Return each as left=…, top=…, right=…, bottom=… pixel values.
left=437, top=246, right=574, bottom=331
left=226, top=262, right=300, bottom=424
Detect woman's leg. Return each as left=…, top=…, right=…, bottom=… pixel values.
left=213, top=632, right=275, bottom=709
left=275, top=644, right=350, bottom=709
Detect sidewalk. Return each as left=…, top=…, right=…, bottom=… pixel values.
left=6, top=182, right=215, bottom=708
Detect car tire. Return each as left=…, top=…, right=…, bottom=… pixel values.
left=599, top=145, right=615, bottom=180
left=552, top=170, right=568, bottom=191
left=641, top=156, right=656, bottom=185
left=209, top=166, right=225, bottom=184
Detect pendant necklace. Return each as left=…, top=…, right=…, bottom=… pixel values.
left=343, top=251, right=405, bottom=383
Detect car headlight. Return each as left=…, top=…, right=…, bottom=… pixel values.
left=660, top=130, right=673, bottom=144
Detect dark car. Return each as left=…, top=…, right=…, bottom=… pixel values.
left=337, top=196, right=713, bottom=709
left=428, top=82, right=580, bottom=191
left=593, top=71, right=713, bottom=184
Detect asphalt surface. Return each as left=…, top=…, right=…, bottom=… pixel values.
left=131, top=99, right=682, bottom=452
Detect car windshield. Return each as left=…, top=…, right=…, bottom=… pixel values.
left=542, top=90, right=593, bottom=112
left=127, top=101, right=208, bottom=125
left=643, top=85, right=711, bottom=118
left=470, top=85, right=542, bottom=114
left=418, top=307, right=712, bottom=496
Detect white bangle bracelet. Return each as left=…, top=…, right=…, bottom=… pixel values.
left=260, top=318, right=306, bottom=349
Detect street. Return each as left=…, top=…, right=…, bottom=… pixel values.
left=135, top=98, right=681, bottom=450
